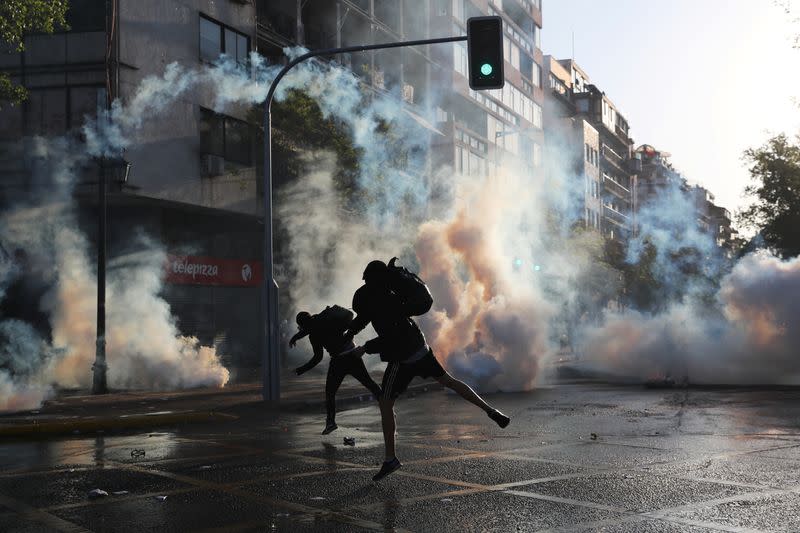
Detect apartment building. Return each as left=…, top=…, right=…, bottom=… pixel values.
left=542, top=57, right=638, bottom=242
left=542, top=56, right=600, bottom=230
left=436, top=0, right=544, bottom=177
left=692, top=185, right=738, bottom=256
left=0, top=0, right=264, bottom=372
left=258, top=0, right=544, bottom=179
left=636, top=145, right=738, bottom=256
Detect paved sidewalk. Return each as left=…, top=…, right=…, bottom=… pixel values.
left=0, top=370, right=442, bottom=438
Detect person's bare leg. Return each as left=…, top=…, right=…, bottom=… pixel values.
left=372, top=394, right=402, bottom=481
left=435, top=372, right=492, bottom=412
left=435, top=371, right=510, bottom=428
left=379, top=395, right=397, bottom=460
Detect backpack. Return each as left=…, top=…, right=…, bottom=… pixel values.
left=386, top=257, right=433, bottom=317
left=316, top=305, right=354, bottom=334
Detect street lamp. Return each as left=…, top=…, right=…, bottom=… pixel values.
left=92, top=156, right=131, bottom=395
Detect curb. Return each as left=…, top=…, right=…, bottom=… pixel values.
left=0, top=410, right=239, bottom=438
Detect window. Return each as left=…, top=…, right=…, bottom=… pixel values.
left=455, top=145, right=486, bottom=175
left=200, top=17, right=221, bottom=62
left=200, top=15, right=250, bottom=66
left=453, top=42, right=468, bottom=76
left=66, top=0, right=105, bottom=32
left=532, top=142, right=541, bottom=167
left=532, top=62, right=541, bottom=87
left=532, top=101, right=542, bottom=129
left=452, top=0, right=465, bottom=22
left=24, top=86, right=105, bottom=136
left=199, top=108, right=252, bottom=166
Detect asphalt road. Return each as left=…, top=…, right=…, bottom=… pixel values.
left=1, top=383, right=799, bottom=532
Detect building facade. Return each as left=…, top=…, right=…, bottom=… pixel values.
left=636, top=144, right=739, bottom=256
left=542, top=57, right=638, bottom=242
left=0, top=0, right=265, bottom=373
left=0, top=0, right=547, bottom=375
left=258, top=0, right=544, bottom=180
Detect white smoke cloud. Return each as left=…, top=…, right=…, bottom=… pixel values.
left=3, top=43, right=799, bottom=417
left=577, top=252, right=800, bottom=384
left=0, top=48, right=431, bottom=410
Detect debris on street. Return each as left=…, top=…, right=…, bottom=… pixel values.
left=88, top=489, right=108, bottom=500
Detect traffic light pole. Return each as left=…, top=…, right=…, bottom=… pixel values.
left=262, top=35, right=467, bottom=403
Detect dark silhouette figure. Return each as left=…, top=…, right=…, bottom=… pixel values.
left=291, top=308, right=381, bottom=435
left=343, top=259, right=510, bottom=481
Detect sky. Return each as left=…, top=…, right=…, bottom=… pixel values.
left=543, top=0, right=800, bottom=219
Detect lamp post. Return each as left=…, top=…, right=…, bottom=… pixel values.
left=92, top=156, right=130, bottom=395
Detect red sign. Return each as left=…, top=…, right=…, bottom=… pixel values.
left=165, top=254, right=262, bottom=287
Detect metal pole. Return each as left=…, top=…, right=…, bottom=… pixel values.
left=93, top=161, right=108, bottom=394
left=261, top=34, right=468, bottom=403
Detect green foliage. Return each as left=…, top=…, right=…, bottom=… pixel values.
left=739, top=133, right=800, bottom=258
left=0, top=0, right=69, bottom=107
left=270, top=89, right=361, bottom=197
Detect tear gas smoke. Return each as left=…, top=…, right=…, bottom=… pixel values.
left=0, top=49, right=432, bottom=410
left=577, top=252, right=800, bottom=384
left=3, top=46, right=800, bottom=415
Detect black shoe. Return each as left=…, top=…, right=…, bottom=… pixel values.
left=372, top=457, right=402, bottom=481
left=488, top=409, right=510, bottom=428
left=321, top=422, right=338, bottom=435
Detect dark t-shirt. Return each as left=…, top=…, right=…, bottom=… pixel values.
left=351, top=284, right=426, bottom=363
left=308, top=314, right=352, bottom=357
left=294, top=313, right=354, bottom=375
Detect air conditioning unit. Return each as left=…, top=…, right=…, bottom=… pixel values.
left=402, top=83, right=414, bottom=104
left=201, top=154, right=225, bottom=177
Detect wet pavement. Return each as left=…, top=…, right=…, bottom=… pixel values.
left=1, top=384, right=799, bottom=532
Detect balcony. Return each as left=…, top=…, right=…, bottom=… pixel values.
left=256, top=13, right=296, bottom=49
left=615, top=123, right=630, bottom=142
left=602, top=145, right=625, bottom=169
left=603, top=204, right=630, bottom=228
left=602, top=174, right=630, bottom=200
left=548, top=74, right=572, bottom=106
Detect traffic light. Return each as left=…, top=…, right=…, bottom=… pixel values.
left=467, top=16, right=504, bottom=90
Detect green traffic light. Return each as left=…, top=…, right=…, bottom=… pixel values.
left=480, top=63, right=493, bottom=76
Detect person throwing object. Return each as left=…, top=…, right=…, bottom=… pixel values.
left=342, top=258, right=510, bottom=481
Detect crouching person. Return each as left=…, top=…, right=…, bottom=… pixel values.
left=291, top=306, right=382, bottom=434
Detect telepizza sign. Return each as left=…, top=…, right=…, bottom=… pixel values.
left=165, top=255, right=262, bottom=287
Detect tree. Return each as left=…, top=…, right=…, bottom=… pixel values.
left=739, top=133, right=800, bottom=258
left=0, top=0, right=69, bottom=108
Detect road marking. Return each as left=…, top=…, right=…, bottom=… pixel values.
left=0, top=492, right=90, bottom=533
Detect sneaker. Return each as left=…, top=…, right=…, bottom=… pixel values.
left=321, top=422, right=338, bottom=435
left=372, top=457, right=402, bottom=481
left=488, top=409, right=510, bottom=428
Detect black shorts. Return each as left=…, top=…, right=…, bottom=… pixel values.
left=382, top=349, right=446, bottom=400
